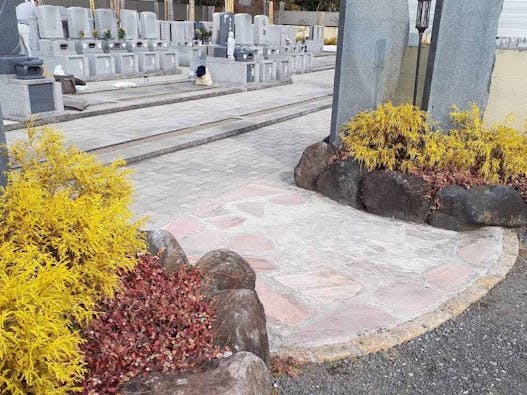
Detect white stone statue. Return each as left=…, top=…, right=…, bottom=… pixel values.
left=227, top=31, right=235, bottom=59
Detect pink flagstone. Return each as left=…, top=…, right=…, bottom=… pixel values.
left=424, top=262, right=475, bottom=291
left=229, top=234, right=275, bottom=252
left=208, top=216, right=246, bottom=229
left=164, top=216, right=203, bottom=240
left=270, top=194, right=308, bottom=206
left=236, top=201, right=266, bottom=217
left=256, top=282, right=310, bottom=325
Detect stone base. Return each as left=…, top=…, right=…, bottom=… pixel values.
left=37, top=39, right=77, bottom=56
left=159, top=52, right=179, bottom=73
left=174, top=46, right=200, bottom=67
left=137, top=52, right=160, bottom=73
left=306, top=39, right=324, bottom=53
left=87, top=54, right=116, bottom=76
left=74, top=40, right=104, bottom=55
left=205, top=57, right=259, bottom=85
left=275, top=57, right=292, bottom=82
left=149, top=40, right=169, bottom=51
left=40, top=55, right=89, bottom=77
left=0, top=75, right=63, bottom=121
left=258, top=59, right=276, bottom=84
left=101, top=40, right=128, bottom=53
left=113, top=53, right=139, bottom=75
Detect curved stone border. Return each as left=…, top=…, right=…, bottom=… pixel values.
left=294, top=142, right=527, bottom=231
left=274, top=229, right=519, bottom=362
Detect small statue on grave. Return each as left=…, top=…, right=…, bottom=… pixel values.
left=227, top=31, right=235, bottom=60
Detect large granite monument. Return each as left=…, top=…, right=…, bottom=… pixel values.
left=329, top=0, right=409, bottom=143
left=422, top=0, right=505, bottom=129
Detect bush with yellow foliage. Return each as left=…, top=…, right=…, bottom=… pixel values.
left=0, top=126, right=144, bottom=394
left=340, top=102, right=527, bottom=184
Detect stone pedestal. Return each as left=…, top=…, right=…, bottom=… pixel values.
left=206, top=57, right=259, bottom=85
left=275, top=57, right=292, bottom=82
left=87, top=54, right=115, bottom=76
left=174, top=46, right=200, bottom=67
left=137, top=52, right=160, bottom=73
left=159, top=52, right=179, bottom=72
left=258, top=59, right=276, bottom=83
left=0, top=75, right=63, bottom=120
left=114, top=53, right=139, bottom=74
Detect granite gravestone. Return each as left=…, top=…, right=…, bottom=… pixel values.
left=94, top=8, right=118, bottom=40
left=253, top=15, right=269, bottom=45
left=234, top=13, right=253, bottom=46
left=67, top=7, right=93, bottom=39
left=422, top=0, right=504, bottom=130
left=37, top=5, right=65, bottom=39
left=218, top=12, right=235, bottom=46
left=121, top=9, right=140, bottom=40
left=159, top=21, right=171, bottom=41
left=139, top=12, right=158, bottom=39
left=329, top=0, right=409, bottom=143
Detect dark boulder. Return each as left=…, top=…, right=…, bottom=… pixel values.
left=146, top=229, right=189, bottom=272
left=212, top=289, right=270, bottom=366
left=121, top=351, right=271, bottom=395
left=294, top=141, right=333, bottom=190
left=434, top=185, right=527, bottom=228
left=361, top=170, right=431, bottom=223
left=316, top=159, right=368, bottom=209
left=195, top=249, right=256, bottom=297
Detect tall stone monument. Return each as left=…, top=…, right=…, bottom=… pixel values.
left=329, top=0, right=409, bottom=143
left=422, top=0, right=505, bottom=129
left=0, top=105, right=7, bottom=189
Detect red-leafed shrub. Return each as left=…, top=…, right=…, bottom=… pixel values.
left=81, top=254, right=220, bottom=394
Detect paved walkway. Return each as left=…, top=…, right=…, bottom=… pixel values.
left=128, top=108, right=517, bottom=360
left=6, top=70, right=334, bottom=153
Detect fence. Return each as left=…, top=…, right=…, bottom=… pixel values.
left=277, top=10, right=338, bottom=27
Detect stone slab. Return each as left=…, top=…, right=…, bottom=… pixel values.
left=330, top=0, right=409, bottom=142
left=422, top=0, right=505, bottom=130
left=1, top=0, right=23, bottom=54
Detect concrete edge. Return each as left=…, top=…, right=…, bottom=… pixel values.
left=272, top=228, right=519, bottom=363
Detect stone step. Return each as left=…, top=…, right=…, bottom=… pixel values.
left=90, top=95, right=332, bottom=165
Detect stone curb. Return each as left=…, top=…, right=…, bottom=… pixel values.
left=274, top=228, right=519, bottom=362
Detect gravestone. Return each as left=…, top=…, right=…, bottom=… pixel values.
left=329, top=0, right=409, bottom=143
left=36, top=5, right=64, bottom=39
left=139, top=12, right=158, bottom=39
left=253, top=15, right=269, bottom=45
left=67, top=7, right=93, bottom=39
left=170, top=21, right=186, bottom=45
left=94, top=8, right=118, bottom=40
left=234, top=13, right=253, bottom=45
left=422, top=0, right=505, bottom=129
left=183, top=21, right=195, bottom=43
left=218, top=12, right=235, bottom=46
left=212, top=12, right=221, bottom=45
left=121, top=9, right=140, bottom=40
left=266, top=25, right=281, bottom=47
left=159, top=21, right=171, bottom=41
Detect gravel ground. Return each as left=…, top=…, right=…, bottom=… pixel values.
left=276, top=230, right=527, bottom=395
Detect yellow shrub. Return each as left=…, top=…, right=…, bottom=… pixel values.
left=340, top=102, right=431, bottom=173
left=0, top=127, right=145, bottom=394
left=340, top=103, right=527, bottom=183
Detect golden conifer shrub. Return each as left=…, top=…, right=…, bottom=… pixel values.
left=340, top=103, right=527, bottom=183
left=0, top=126, right=145, bottom=394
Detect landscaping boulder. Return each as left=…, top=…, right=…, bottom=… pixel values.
left=146, top=229, right=189, bottom=272
left=361, top=170, right=431, bottom=223
left=121, top=351, right=271, bottom=395
left=433, top=185, right=527, bottom=228
left=427, top=210, right=477, bottom=232
left=212, top=289, right=270, bottom=366
left=316, top=159, right=368, bottom=209
left=294, top=141, right=333, bottom=190
left=195, top=249, right=256, bottom=297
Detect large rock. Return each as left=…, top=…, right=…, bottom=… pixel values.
left=361, top=170, right=431, bottom=223
left=146, top=229, right=189, bottom=272
left=432, top=185, right=527, bottom=229
left=212, top=289, right=270, bottom=366
left=294, top=141, right=333, bottom=190
left=316, top=159, right=368, bottom=208
left=195, top=249, right=255, bottom=297
left=121, top=352, right=271, bottom=395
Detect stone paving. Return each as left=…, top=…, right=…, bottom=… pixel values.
left=128, top=108, right=511, bottom=359
left=6, top=70, right=334, bottom=152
